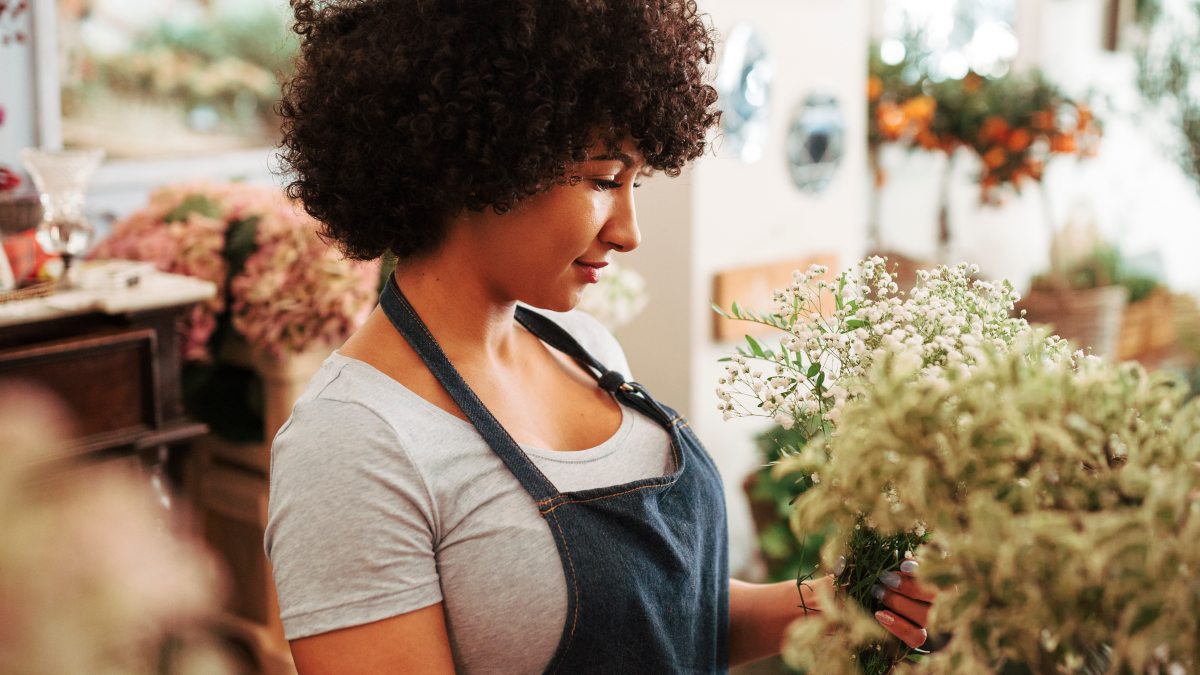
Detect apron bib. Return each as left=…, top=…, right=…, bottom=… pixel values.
left=379, top=277, right=729, bottom=673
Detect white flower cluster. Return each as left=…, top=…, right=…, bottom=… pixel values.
left=577, top=261, right=650, bottom=331
left=716, top=256, right=1070, bottom=435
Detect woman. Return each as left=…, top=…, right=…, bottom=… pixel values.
left=264, top=1, right=933, bottom=672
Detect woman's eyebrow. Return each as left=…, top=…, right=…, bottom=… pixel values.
left=588, top=152, right=640, bottom=168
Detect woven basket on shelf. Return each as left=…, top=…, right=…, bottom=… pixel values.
left=0, top=280, right=58, bottom=304
left=1018, top=285, right=1129, bottom=359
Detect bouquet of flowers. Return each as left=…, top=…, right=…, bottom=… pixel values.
left=91, top=182, right=379, bottom=439
left=715, top=257, right=1073, bottom=672
left=776, top=332, right=1200, bottom=674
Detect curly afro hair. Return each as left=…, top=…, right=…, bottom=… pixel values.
left=278, top=0, right=720, bottom=261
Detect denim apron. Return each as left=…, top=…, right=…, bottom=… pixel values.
left=379, top=277, right=729, bottom=674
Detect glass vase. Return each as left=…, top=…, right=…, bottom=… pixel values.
left=20, top=148, right=105, bottom=287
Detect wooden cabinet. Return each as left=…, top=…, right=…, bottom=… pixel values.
left=0, top=274, right=213, bottom=477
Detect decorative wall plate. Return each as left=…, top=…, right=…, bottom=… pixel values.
left=786, top=93, right=844, bottom=194
left=715, top=23, right=772, bottom=163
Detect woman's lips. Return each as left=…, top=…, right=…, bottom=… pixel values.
left=574, top=260, right=607, bottom=283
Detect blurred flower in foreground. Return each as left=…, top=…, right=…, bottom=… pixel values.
left=575, top=260, right=649, bottom=331
left=0, top=382, right=233, bottom=674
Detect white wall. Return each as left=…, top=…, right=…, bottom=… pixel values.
left=619, top=0, right=870, bottom=576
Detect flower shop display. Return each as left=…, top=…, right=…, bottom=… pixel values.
left=575, top=260, right=649, bottom=331
left=90, top=182, right=379, bottom=441
left=1023, top=243, right=1176, bottom=362
left=715, top=257, right=1073, bottom=672
left=867, top=40, right=1101, bottom=256
left=776, top=332, right=1200, bottom=674
left=59, top=2, right=297, bottom=157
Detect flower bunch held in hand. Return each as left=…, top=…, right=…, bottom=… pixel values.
left=777, top=333, right=1200, bottom=675
left=716, top=256, right=1073, bottom=673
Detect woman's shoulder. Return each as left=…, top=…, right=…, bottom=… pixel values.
left=270, top=355, right=477, bottom=468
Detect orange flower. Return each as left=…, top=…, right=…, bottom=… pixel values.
left=983, top=146, right=1007, bottom=169
left=901, top=95, right=936, bottom=124
left=1027, top=159, right=1044, bottom=180
left=1050, top=134, right=1077, bottom=153
left=963, top=72, right=984, bottom=94
left=876, top=102, right=907, bottom=139
left=1076, top=104, right=1092, bottom=130
left=1006, top=128, right=1032, bottom=153
left=980, top=116, right=1010, bottom=145
left=868, top=76, right=883, bottom=102
left=1031, top=110, right=1054, bottom=131
left=916, top=129, right=940, bottom=150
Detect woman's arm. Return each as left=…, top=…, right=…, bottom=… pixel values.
left=728, top=568, right=932, bottom=668
left=728, top=576, right=830, bottom=667
left=288, top=602, right=456, bottom=675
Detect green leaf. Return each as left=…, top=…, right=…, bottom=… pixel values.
left=845, top=319, right=868, bottom=330
left=712, top=302, right=730, bottom=318
left=731, top=300, right=742, bottom=318
left=164, top=194, right=221, bottom=222
left=745, top=334, right=766, bottom=358
left=1130, top=604, right=1162, bottom=635
left=223, top=216, right=260, bottom=277
left=807, top=362, right=821, bottom=378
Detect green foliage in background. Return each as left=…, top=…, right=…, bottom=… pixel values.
left=1135, top=0, right=1200, bottom=193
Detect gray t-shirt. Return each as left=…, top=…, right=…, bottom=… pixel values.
left=265, top=308, right=675, bottom=674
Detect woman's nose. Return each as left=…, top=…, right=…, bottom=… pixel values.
left=603, top=191, right=641, bottom=253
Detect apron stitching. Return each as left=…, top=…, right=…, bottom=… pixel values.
left=541, top=480, right=678, bottom=515
left=547, top=512, right=580, bottom=674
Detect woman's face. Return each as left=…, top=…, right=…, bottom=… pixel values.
left=456, top=138, right=646, bottom=312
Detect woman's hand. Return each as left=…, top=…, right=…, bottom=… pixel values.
left=871, top=559, right=934, bottom=649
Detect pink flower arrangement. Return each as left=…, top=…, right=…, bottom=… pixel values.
left=91, top=182, right=378, bottom=359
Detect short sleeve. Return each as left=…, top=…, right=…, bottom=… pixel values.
left=265, top=397, right=442, bottom=639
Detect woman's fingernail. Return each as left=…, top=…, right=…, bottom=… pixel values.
left=880, top=571, right=902, bottom=588
left=871, top=584, right=885, bottom=601
left=833, top=556, right=846, bottom=575
left=875, top=610, right=895, bottom=626
left=900, top=560, right=919, bottom=574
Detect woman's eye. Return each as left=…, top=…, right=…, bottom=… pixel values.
left=592, top=179, right=642, bottom=191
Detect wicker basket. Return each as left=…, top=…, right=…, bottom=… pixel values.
left=1018, top=285, right=1129, bottom=359
left=0, top=280, right=58, bottom=304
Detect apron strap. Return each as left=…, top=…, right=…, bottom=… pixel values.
left=378, top=276, right=560, bottom=502
left=514, top=306, right=675, bottom=425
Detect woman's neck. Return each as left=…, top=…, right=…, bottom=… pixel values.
left=390, top=252, right=526, bottom=366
